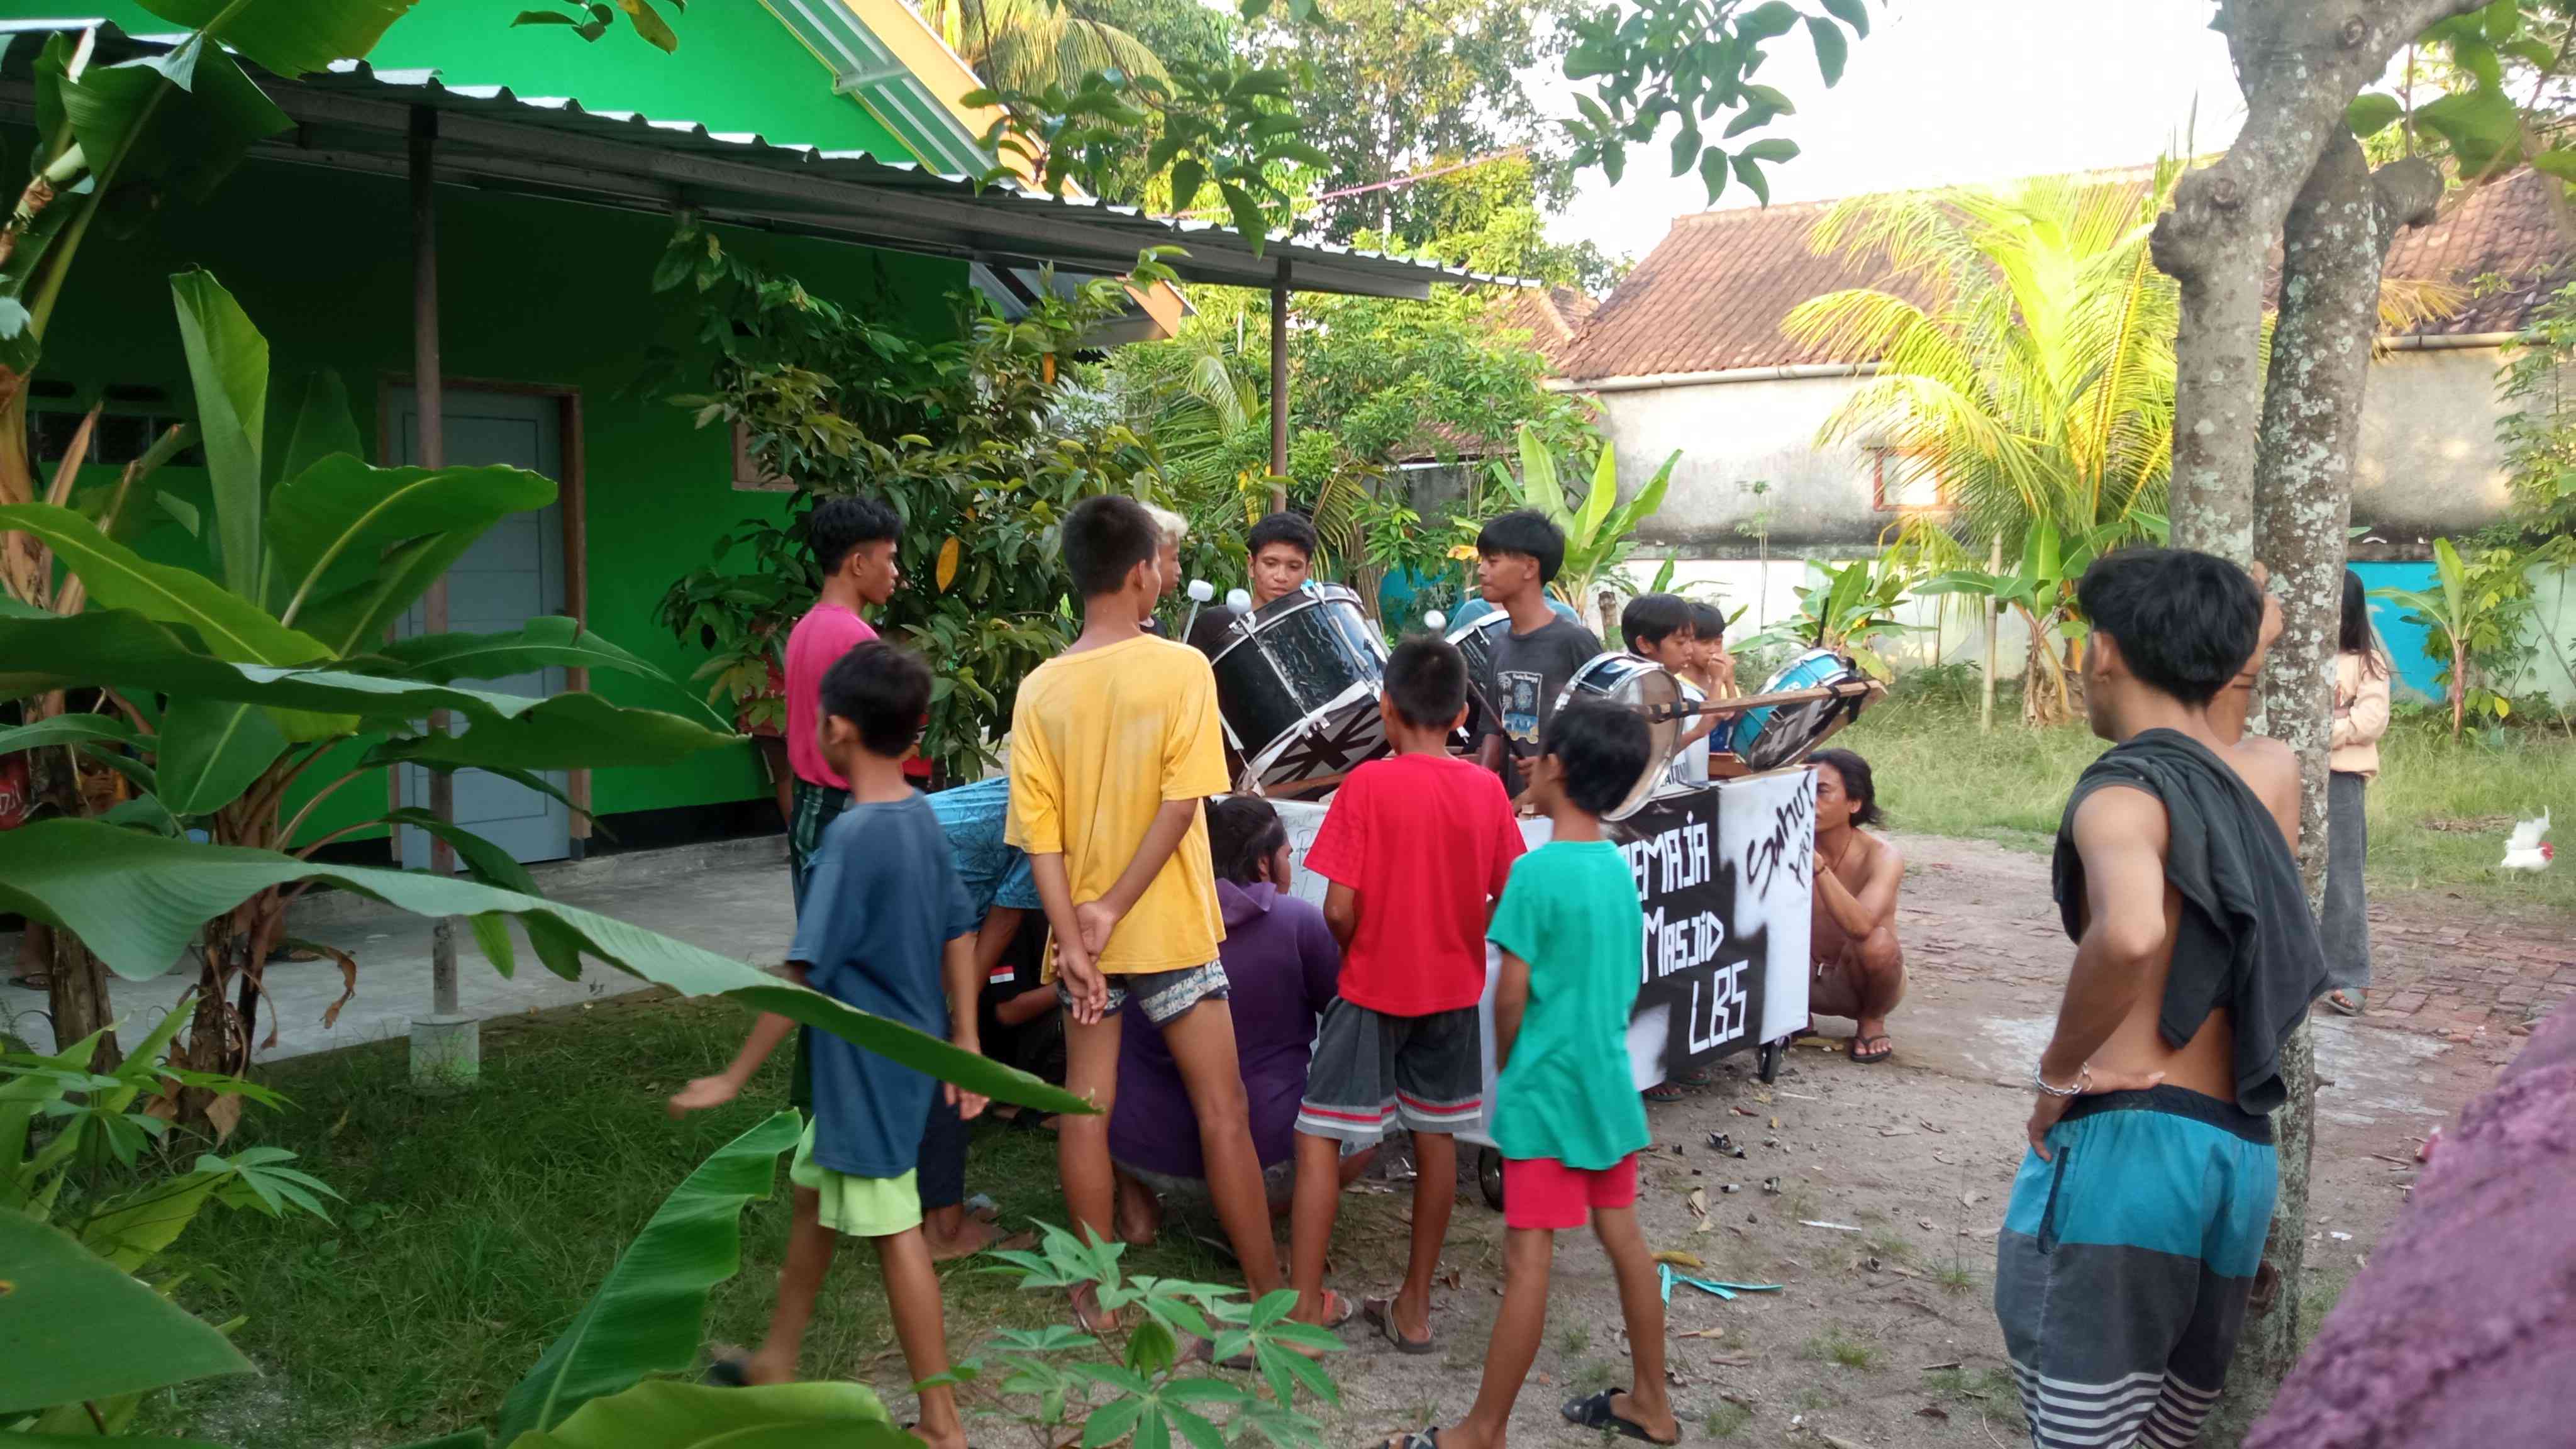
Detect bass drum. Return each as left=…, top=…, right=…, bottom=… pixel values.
left=1209, top=584, right=1392, bottom=792
left=1550, top=652, right=1682, bottom=821
left=1445, top=610, right=1510, bottom=744
left=1728, top=647, right=1866, bottom=772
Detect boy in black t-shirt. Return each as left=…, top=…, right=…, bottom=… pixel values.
left=1471, top=509, right=1601, bottom=800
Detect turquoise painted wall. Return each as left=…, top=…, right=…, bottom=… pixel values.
left=29, top=152, right=965, bottom=845
left=4, top=0, right=916, bottom=160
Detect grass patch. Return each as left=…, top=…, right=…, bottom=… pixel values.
left=1931, top=1260, right=1977, bottom=1295
left=1802, top=1330, right=1877, bottom=1370
left=1843, top=687, right=2576, bottom=913
left=1573, top=1358, right=1622, bottom=1394
left=1862, top=1227, right=1914, bottom=1264
left=1560, top=1323, right=1591, bottom=1355
left=135, top=993, right=1223, bottom=1445
left=1702, top=1401, right=1753, bottom=1437
left=1926, top=1364, right=2021, bottom=1425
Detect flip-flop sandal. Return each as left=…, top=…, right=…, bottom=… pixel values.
left=1378, top=1430, right=1444, bottom=1449
left=1362, top=1296, right=1435, bottom=1355
left=2326, top=990, right=2363, bottom=1016
left=1641, top=1080, right=1688, bottom=1103
left=1848, top=1033, right=1894, bottom=1065
left=8, top=974, right=50, bottom=992
left=1672, top=1063, right=1719, bottom=1087
left=702, top=1355, right=753, bottom=1388
left=1562, top=1389, right=1679, bottom=1445
left=963, top=1192, right=1000, bottom=1221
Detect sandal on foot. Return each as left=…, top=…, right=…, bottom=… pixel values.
left=1362, top=1296, right=1435, bottom=1355
left=1378, top=1431, right=1444, bottom=1449
left=1561, top=1389, right=1679, bottom=1445
left=2326, top=989, right=2363, bottom=1016
left=702, top=1356, right=753, bottom=1388
left=1848, top=1033, right=1894, bottom=1065
left=1641, top=1080, right=1688, bottom=1103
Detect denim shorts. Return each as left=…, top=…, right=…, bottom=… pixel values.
left=1061, top=960, right=1229, bottom=1025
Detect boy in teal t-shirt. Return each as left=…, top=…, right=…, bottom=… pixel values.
left=1393, top=701, right=1677, bottom=1449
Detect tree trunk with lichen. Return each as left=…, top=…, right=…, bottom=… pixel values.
left=2153, top=0, right=2480, bottom=560
left=2210, top=135, right=2443, bottom=1440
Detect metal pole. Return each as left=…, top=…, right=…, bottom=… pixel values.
left=408, top=106, right=474, bottom=1089
left=1268, top=258, right=1289, bottom=509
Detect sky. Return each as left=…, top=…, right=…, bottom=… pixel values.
left=1541, top=0, right=2249, bottom=263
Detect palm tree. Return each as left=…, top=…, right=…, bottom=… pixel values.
left=1784, top=161, right=2457, bottom=723
left=918, top=0, right=1167, bottom=97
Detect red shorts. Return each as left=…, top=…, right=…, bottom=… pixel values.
left=1502, top=1153, right=1639, bottom=1231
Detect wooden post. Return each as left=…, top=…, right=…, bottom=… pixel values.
left=409, top=106, right=474, bottom=1087
left=1268, top=258, right=1289, bottom=509
left=1980, top=530, right=2001, bottom=732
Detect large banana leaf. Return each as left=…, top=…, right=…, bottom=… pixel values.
left=494, top=1112, right=802, bottom=1443
left=365, top=690, right=737, bottom=770
left=137, top=0, right=423, bottom=76
left=1575, top=444, right=1618, bottom=547
left=280, top=369, right=362, bottom=480
left=169, top=269, right=272, bottom=601
left=0, top=821, right=1093, bottom=1115
left=58, top=37, right=287, bottom=207
left=362, top=618, right=669, bottom=687
left=0, top=711, right=140, bottom=753
left=156, top=694, right=289, bottom=817
left=0, top=609, right=738, bottom=761
left=1514, top=423, right=1566, bottom=522
left=509, top=1381, right=906, bottom=1449
left=1, top=1435, right=235, bottom=1447
left=0, top=504, right=326, bottom=665
left=0, top=1211, right=253, bottom=1414
left=267, top=455, right=557, bottom=626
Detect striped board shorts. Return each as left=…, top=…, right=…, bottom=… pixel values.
left=1294, top=997, right=1482, bottom=1144
left=1994, top=1085, right=2278, bottom=1449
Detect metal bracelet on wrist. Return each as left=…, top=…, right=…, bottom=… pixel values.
left=2031, top=1061, right=2090, bottom=1098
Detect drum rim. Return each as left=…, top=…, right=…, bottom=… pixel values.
left=1240, top=679, right=1387, bottom=783
left=1206, top=583, right=1374, bottom=669
left=1546, top=650, right=1682, bottom=823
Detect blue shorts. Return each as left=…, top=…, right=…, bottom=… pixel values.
left=1994, top=1086, right=2278, bottom=1449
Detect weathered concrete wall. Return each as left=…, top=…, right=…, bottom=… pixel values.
left=1590, top=346, right=2514, bottom=556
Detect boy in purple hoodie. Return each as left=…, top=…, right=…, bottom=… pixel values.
left=1107, top=797, right=1365, bottom=1241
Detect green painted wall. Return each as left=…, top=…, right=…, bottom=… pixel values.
left=7, top=0, right=917, bottom=161
left=29, top=151, right=964, bottom=847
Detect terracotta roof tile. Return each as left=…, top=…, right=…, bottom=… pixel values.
left=1558, top=167, right=2569, bottom=382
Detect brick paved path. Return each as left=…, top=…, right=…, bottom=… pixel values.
left=1887, top=833, right=2576, bottom=1053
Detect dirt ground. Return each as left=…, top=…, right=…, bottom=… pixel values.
left=1197, top=833, right=2559, bottom=1449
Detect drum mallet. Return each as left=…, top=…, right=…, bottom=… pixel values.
left=1424, top=610, right=1447, bottom=631
left=1226, top=587, right=1252, bottom=615
left=1183, top=577, right=1216, bottom=640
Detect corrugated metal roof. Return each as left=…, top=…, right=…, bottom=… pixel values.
left=0, top=19, right=1526, bottom=300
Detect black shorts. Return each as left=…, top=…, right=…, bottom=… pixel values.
left=1295, top=998, right=1483, bottom=1144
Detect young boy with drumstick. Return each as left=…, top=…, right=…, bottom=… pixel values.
left=1289, top=636, right=1523, bottom=1348
left=1383, top=699, right=1676, bottom=1449
left=1008, top=495, right=1282, bottom=1330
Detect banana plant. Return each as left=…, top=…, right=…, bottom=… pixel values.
left=2372, top=535, right=2543, bottom=741
left=1915, top=517, right=2141, bottom=724
left=0, top=272, right=1060, bottom=1131
left=1474, top=424, right=1681, bottom=618
left=1741, top=552, right=1916, bottom=682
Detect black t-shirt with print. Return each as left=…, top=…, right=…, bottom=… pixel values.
left=1475, top=615, right=1602, bottom=793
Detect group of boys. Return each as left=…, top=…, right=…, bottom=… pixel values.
left=662, top=481, right=2316, bottom=1449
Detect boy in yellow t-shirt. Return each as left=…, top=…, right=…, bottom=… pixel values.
left=1007, top=496, right=1282, bottom=1331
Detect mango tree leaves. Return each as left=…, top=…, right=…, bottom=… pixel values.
left=0, top=505, right=326, bottom=667
left=135, top=0, right=423, bottom=76
left=0, top=1211, right=253, bottom=1414
left=494, top=1112, right=802, bottom=1443
left=0, top=820, right=1094, bottom=1116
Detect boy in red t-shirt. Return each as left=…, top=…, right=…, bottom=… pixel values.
left=1290, top=636, right=1525, bottom=1349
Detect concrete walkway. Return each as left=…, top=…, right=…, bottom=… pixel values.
left=1, top=835, right=798, bottom=1062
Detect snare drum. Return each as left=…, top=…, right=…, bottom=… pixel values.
left=1209, top=584, right=1393, bottom=791
left=1728, top=647, right=1866, bottom=772
left=1445, top=611, right=1509, bottom=743
left=1550, top=652, right=1682, bottom=821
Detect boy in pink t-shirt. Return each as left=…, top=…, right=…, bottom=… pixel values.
left=783, top=496, right=901, bottom=904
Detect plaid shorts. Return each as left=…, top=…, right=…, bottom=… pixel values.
left=1062, top=960, right=1230, bottom=1026
left=787, top=777, right=850, bottom=913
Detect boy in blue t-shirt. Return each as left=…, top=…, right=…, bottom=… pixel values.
left=1396, top=701, right=1678, bottom=1449
left=670, top=642, right=984, bottom=1448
